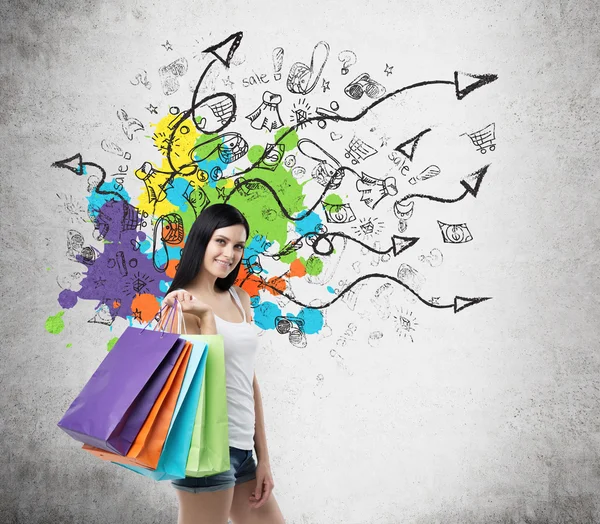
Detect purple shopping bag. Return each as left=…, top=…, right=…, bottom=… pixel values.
left=58, top=326, right=185, bottom=455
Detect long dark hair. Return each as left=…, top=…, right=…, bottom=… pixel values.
left=166, top=203, right=250, bottom=294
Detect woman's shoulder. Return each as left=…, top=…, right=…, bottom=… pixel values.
left=232, top=285, right=249, bottom=300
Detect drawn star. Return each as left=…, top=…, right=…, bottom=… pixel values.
left=380, top=134, right=390, bottom=147
left=384, top=64, right=394, bottom=76
left=431, top=297, right=440, bottom=305
left=223, top=77, right=234, bottom=88
left=146, top=104, right=158, bottom=114
left=216, top=186, right=228, bottom=200
left=132, top=308, right=143, bottom=322
left=322, top=79, right=330, bottom=92
left=94, top=278, right=106, bottom=288
left=162, top=40, right=173, bottom=51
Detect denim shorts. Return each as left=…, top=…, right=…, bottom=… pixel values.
left=171, top=447, right=257, bottom=493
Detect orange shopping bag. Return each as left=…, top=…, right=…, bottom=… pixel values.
left=82, top=340, right=192, bottom=469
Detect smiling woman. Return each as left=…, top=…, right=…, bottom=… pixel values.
left=162, top=204, right=285, bottom=524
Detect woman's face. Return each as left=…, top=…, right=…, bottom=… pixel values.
left=201, top=224, right=247, bottom=278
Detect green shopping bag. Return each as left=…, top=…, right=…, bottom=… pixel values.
left=182, top=334, right=230, bottom=477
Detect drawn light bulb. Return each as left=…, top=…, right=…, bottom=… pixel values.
left=272, top=47, right=284, bottom=81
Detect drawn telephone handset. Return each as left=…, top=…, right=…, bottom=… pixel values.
left=275, top=315, right=307, bottom=348
left=297, top=138, right=345, bottom=190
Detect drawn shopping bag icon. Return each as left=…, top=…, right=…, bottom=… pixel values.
left=57, top=326, right=186, bottom=455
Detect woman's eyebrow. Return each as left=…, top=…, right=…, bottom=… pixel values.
left=215, top=234, right=246, bottom=243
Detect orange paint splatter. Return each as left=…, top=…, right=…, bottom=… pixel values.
left=265, top=275, right=287, bottom=296
left=235, top=265, right=286, bottom=298
left=131, top=293, right=160, bottom=323
left=235, top=266, right=262, bottom=297
left=289, top=258, right=306, bottom=278
left=165, top=259, right=179, bottom=279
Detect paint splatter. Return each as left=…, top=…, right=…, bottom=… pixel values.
left=107, top=337, right=119, bottom=352
left=304, top=256, right=323, bottom=276
left=45, top=311, right=65, bottom=334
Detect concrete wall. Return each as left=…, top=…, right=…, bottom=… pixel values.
left=1, top=0, right=599, bottom=522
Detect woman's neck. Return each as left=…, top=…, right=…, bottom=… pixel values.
left=185, top=271, right=224, bottom=299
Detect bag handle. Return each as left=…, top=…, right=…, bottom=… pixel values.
left=141, top=300, right=178, bottom=337
left=173, top=299, right=188, bottom=335
left=153, top=299, right=188, bottom=335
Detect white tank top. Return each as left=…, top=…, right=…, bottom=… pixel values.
left=213, top=287, right=259, bottom=450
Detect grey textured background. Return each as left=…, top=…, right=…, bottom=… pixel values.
left=1, top=0, right=600, bottom=523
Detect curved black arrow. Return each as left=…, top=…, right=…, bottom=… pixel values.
left=256, top=272, right=491, bottom=313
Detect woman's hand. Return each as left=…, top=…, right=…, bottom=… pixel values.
left=249, top=461, right=275, bottom=509
left=163, top=289, right=212, bottom=318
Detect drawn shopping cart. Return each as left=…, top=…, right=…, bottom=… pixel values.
left=203, top=96, right=236, bottom=127
left=461, top=123, right=496, bottom=154
left=345, top=136, right=378, bottom=164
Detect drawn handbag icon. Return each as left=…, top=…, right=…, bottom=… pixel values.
left=344, top=73, right=386, bottom=100
left=287, top=41, right=330, bottom=95
left=297, top=138, right=345, bottom=190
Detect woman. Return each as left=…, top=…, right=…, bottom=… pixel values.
left=163, top=203, right=285, bottom=524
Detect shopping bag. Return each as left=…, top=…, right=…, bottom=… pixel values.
left=82, top=340, right=193, bottom=468
left=118, top=338, right=209, bottom=480
left=185, top=334, right=230, bottom=478
left=57, top=306, right=186, bottom=455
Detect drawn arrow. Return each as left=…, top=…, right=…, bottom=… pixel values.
left=395, top=164, right=490, bottom=209
left=311, top=232, right=419, bottom=257
left=256, top=272, right=491, bottom=312
left=51, top=153, right=126, bottom=202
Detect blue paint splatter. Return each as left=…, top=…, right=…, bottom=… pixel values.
left=298, top=307, right=324, bottom=334
left=166, top=177, right=194, bottom=212
left=294, top=210, right=322, bottom=236
left=253, top=300, right=282, bottom=331
left=245, top=235, right=273, bottom=258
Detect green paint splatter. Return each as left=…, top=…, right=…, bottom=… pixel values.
left=107, top=337, right=119, bottom=352
left=274, top=127, right=299, bottom=151
left=247, top=145, right=264, bottom=164
left=280, top=250, right=299, bottom=265
left=323, top=193, right=343, bottom=207
left=46, top=267, right=51, bottom=271
left=304, top=255, right=323, bottom=276
left=45, top=311, right=65, bottom=334
left=66, top=343, right=72, bottom=348
left=226, top=128, right=307, bottom=252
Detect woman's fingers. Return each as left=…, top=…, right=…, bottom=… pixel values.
left=164, top=289, right=198, bottom=310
